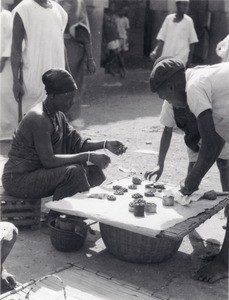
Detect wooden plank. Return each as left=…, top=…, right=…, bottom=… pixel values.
left=1, top=211, right=40, bottom=218
left=2, top=204, right=40, bottom=211
left=0, top=265, right=159, bottom=300
left=158, top=197, right=229, bottom=240
left=0, top=218, right=40, bottom=226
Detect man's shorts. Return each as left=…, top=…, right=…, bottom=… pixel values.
left=107, top=40, right=120, bottom=50
left=119, top=38, right=129, bottom=51
left=187, top=141, right=229, bottom=162
left=0, top=222, right=18, bottom=242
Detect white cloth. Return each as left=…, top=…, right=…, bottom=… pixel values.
left=0, top=60, right=18, bottom=140
left=1, top=9, right=12, bottom=57
left=216, top=34, right=229, bottom=62
left=157, top=14, right=198, bottom=65
left=46, top=178, right=228, bottom=238
left=0, top=222, right=18, bottom=242
left=186, top=63, right=229, bottom=143
left=116, top=16, right=129, bottom=39
left=160, top=100, right=229, bottom=161
left=0, top=9, right=18, bottom=140
left=12, top=0, right=67, bottom=114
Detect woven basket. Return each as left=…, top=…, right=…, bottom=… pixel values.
left=99, top=223, right=182, bottom=263
left=49, top=220, right=87, bottom=252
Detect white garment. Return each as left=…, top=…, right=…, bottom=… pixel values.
left=116, top=16, right=129, bottom=39
left=160, top=100, right=229, bottom=161
left=13, top=0, right=67, bottom=114
left=0, top=60, right=18, bottom=140
left=186, top=63, right=229, bottom=143
left=0, top=9, right=18, bottom=140
left=0, top=222, right=18, bottom=242
left=1, top=9, right=12, bottom=57
left=216, top=34, right=229, bottom=62
left=157, top=14, right=198, bottom=66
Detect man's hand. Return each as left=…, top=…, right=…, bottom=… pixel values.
left=87, top=58, right=96, bottom=74
left=0, top=57, right=8, bottom=73
left=106, top=141, right=127, bottom=156
left=13, top=80, right=24, bottom=102
left=179, top=178, right=198, bottom=195
left=149, top=51, right=157, bottom=62
left=90, top=153, right=111, bottom=169
left=144, top=165, right=163, bottom=181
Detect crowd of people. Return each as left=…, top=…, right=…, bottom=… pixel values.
left=1, top=0, right=229, bottom=294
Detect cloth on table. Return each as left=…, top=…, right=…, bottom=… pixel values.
left=46, top=178, right=228, bottom=238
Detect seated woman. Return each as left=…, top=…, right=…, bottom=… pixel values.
left=2, top=68, right=126, bottom=201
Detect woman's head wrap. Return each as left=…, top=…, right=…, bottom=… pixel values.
left=42, top=68, right=77, bottom=95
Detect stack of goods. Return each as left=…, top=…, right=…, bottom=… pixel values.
left=129, top=196, right=157, bottom=217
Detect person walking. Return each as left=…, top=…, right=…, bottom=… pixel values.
left=58, top=0, right=96, bottom=121
left=0, top=0, right=18, bottom=140
left=11, top=0, right=68, bottom=116
left=150, top=0, right=198, bottom=67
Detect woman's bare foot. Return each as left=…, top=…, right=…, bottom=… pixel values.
left=193, top=258, right=228, bottom=283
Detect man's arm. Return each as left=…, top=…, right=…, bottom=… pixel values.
left=74, top=26, right=96, bottom=74
left=186, top=43, right=195, bottom=67
left=184, top=109, right=225, bottom=192
left=145, top=126, right=173, bottom=181
left=11, top=12, right=25, bottom=101
left=149, top=40, right=164, bottom=62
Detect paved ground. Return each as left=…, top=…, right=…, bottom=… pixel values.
left=0, top=68, right=228, bottom=299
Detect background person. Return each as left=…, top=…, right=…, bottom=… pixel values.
left=0, top=0, right=18, bottom=140
left=58, top=0, right=96, bottom=121
left=149, top=57, right=229, bottom=283
left=150, top=0, right=198, bottom=67
left=116, top=7, right=130, bottom=57
left=216, top=34, right=229, bottom=63
left=11, top=0, right=68, bottom=116
left=102, top=8, right=126, bottom=78
left=2, top=68, right=126, bottom=201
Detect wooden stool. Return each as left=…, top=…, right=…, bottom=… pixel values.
left=0, top=186, right=41, bottom=229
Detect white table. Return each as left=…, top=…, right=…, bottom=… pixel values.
left=46, top=177, right=229, bottom=240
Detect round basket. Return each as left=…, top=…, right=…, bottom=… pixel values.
left=99, top=223, right=182, bottom=263
left=49, top=220, right=87, bottom=252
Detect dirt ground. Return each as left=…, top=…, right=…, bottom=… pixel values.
left=0, top=68, right=228, bottom=299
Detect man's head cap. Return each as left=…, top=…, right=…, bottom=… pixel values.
left=42, top=68, right=78, bottom=95
left=149, top=56, right=185, bottom=93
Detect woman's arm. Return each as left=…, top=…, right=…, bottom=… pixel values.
left=31, top=114, right=110, bottom=169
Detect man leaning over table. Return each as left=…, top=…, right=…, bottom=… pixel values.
left=149, top=57, right=229, bottom=283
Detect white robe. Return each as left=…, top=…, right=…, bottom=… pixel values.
left=12, top=0, right=67, bottom=114
left=0, top=9, right=18, bottom=140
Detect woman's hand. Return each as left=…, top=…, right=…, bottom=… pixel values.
left=106, top=141, right=127, bottom=156
left=144, top=165, right=163, bottom=181
left=90, top=153, right=111, bottom=169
